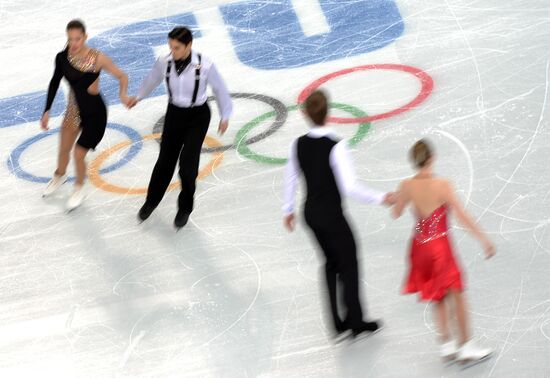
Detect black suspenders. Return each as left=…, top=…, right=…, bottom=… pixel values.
left=191, top=54, right=202, bottom=106
left=165, top=53, right=202, bottom=106
left=165, top=58, right=173, bottom=101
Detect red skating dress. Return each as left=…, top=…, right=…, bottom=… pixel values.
left=402, top=204, right=464, bottom=301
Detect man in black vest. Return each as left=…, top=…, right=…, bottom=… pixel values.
left=283, top=90, right=394, bottom=341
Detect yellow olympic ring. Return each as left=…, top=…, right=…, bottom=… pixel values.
left=88, top=133, right=224, bottom=195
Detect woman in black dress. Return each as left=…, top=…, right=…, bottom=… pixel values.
left=41, top=19, right=130, bottom=211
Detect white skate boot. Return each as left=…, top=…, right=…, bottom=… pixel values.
left=440, top=339, right=458, bottom=362
left=43, top=173, right=67, bottom=197
left=66, top=185, right=85, bottom=212
left=457, top=339, right=493, bottom=367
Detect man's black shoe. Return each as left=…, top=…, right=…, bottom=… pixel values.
left=351, top=320, right=383, bottom=340
left=174, top=210, right=190, bottom=229
left=138, top=203, right=156, bottom=222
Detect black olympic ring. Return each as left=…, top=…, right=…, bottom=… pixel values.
left=152, top=92, right=288, bottom=153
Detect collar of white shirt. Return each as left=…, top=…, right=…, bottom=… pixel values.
left=307, top=126, right=338, bottom=139
left=169, top=51, right=201, bottom=68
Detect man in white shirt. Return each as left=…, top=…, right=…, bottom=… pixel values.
left=128, top=27, right=232, bottom=229
left=283, top=90, right=394, bottom=340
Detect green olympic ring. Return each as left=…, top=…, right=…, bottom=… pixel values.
left=235, top=102, right=371, bottom=165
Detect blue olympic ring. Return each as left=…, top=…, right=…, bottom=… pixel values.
left=7, top=123, right=143, bottom=184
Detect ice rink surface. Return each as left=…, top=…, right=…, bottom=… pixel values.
left=0, top=0, right=549, bottom=376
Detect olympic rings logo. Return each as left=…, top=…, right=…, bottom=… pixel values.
left=6, top=64, right=434, bottom=195
left=88, top=134, right=224, bottom=195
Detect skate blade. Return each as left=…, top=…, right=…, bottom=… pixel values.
left=66, top=206, right=80, bottom=213
left=349, top=326, right=384, bottom=343
left=332, top=331, right=352, bottom=344
left=458, top=352, right=493, bottom=369
left=66, top=202, right=83, bottom=213
left=43, top=180, right=68, bottom=198
left=441, top=355, right=458, bottom=366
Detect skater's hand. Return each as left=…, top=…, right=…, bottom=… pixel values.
left=126, top=96, right=139, bottom=109
left=284, top=213, right=295, bottom=232
left=40, top=111, right=49, bottom=131
left=218, top=120, right=229, bottom=135
left=383, top=192, right=397, bottom=206
left=124, top=96, right=139, bottom=109
left=483, top=240, right=496, bottom=259
left=120, top=94, right=131, bottom=108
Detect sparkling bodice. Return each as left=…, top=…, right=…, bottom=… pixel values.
left=68, top=48, right=99, bottom=72
left=414, top=204, right=449, bottom=244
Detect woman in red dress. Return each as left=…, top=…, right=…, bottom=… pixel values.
left=392, top=139, right=495, bottom=364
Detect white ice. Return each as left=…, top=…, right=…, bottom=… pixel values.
left=0, top=0, right=549, bottom=377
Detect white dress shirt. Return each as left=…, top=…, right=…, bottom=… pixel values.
left=283, top=126, right=386, bottom=215
left=136, top=51, right=233, bottom=121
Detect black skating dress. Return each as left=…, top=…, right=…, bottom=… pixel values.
left=44, top=47, right=107, bottom=150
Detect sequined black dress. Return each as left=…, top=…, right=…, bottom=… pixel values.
left=44, top=47, right=107, bottom=150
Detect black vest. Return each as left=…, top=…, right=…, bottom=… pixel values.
left=297, top=135, right=343, bottom=216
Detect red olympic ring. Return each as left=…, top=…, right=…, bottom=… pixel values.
left=297, top=64, right=434, bottom=124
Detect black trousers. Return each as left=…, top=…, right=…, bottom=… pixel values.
left=305, top=209, right=364, bottom=332
left=145, top=102, right=211, bottom=212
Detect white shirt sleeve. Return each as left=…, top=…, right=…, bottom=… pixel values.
left=136, top=57, right=165, bottom=100
left=207, top=62, right=233, bottom=121
left=282, top=139, right=300, bottom=216
left=330, top=141, right=386, bottom=205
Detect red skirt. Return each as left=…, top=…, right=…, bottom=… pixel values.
left=402, top=235, right=464, bottom=302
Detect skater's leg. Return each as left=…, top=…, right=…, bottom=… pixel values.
left=309, top=224, right=343, bottom=332
left=55, top=96, right=81, bottom=176
left=449, top=289, right=470, bottom=345
left=55, top=121, right=80, bottom=178
left=324, top=259, right=341, bottom=330
left=177, top=104, right=211, bottom=214
left=73, top=145, right=88, bottom=186
left=65, top=145, right=88, bottom=210
left=435, top=295, right=451, bottom=341
left=43, top=120, right=80, bottom=196
left=145, top=106, right=185, bottom=207
left=436, top=294, right=458, bottom=360
left=332, top=219, right=363, bottom=331
left=451, top=288, right=493, bottom=363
